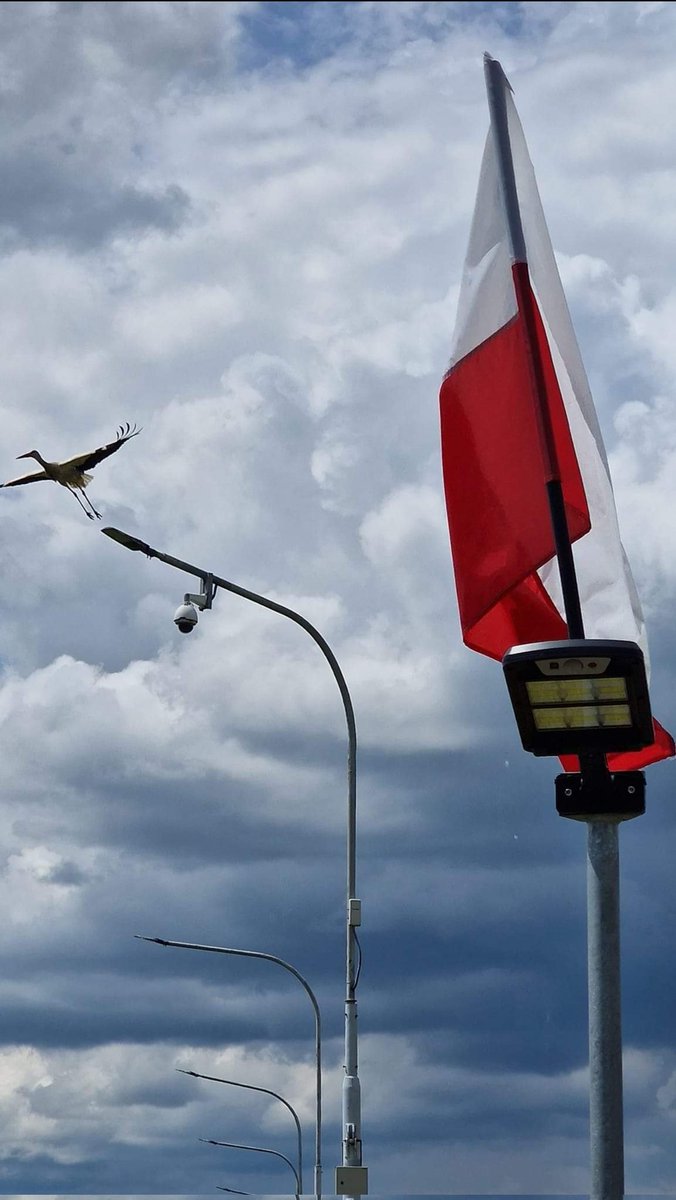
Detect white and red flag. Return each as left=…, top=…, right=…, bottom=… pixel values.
left=439, top=55, right=673, bottom=770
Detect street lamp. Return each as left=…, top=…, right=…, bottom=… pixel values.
left=503, top=638, right=652, bottom=822
left=501, top=633, right=653, bottom=1197
left=503, top=638, right=656, bottom=1197
left=503, top=639, right=653, bottom=759
left=137, top=936, right=320, bottom=1195
left=200, top=1137, right=300, bottom=1199
left=103, top=524, right=367, bottom=1198
left=178, top=1068, right=303, bottom=1194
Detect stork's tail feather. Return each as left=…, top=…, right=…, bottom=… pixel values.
left=117, top=422, right=142, bottom=442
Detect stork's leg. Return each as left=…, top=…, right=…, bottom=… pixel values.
left=77, top=487, right=102, bottom=520
left=68, top=486, right=96, bottom=519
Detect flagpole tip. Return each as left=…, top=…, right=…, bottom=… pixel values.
left=483, top=52, right=514, bottom=95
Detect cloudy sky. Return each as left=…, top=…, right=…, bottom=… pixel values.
left=1, top=1, right=676, bottom=1195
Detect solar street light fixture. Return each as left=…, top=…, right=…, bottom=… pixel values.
left=502, top=639, right=653, bottom=758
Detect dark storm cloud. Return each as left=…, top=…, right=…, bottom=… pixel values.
left=1, top=1, right=676, bottom=1194
left=0, top=2, right=250, bottom=255
left=0, top=154, right=190, bottom=251
left=44, top=858, right=89, bottom=885
left=0, top=1, right=249, bottom=111
left=1, top=1144, right=244, bottom=1195
left=0, top=978, right=281, bottom=1050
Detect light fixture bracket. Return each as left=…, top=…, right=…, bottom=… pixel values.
left=555, top=770, right=645, bottom=821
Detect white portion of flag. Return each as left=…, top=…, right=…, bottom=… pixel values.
left=451, top=67, right=647, bottom=654
left=450, top=132, right=517, bottom=367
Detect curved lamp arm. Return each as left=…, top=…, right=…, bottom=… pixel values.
left=200, top=1136, right=300, bottom=1199
left=179, top=1067, right=302, bottom=1193
left=137, top=935, right=320, bottom=1195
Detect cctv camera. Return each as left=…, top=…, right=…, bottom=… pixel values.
left=174, top=601, right=198, bottom=634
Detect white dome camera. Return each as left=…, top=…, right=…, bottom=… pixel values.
left=174, top=600, right=199, bottom=634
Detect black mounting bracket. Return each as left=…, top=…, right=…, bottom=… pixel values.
left=555, top=770, right=645, bottom=821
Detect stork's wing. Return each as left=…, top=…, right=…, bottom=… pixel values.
left=0, top=468, right=50, bottom=487
left=68, top=422, right=142, bottom=472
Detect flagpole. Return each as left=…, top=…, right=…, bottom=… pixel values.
left=484, top=53, right=625, bottom=1200
left=483, top=53, right=585, bottom=640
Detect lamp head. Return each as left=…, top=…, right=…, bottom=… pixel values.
left=502, top=639, right=653, bottom=757
left=102, top=527, right=153, bottom=555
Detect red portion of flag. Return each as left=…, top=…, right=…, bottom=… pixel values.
left=464, top=571, right=567, bottom=661
left=560, top=719, right=676, bottom=773
left=440, top=63, right=673, bottom=772
left=440, top=274, right=673, bottom=771
left=440, top=272, right=589, bottom=656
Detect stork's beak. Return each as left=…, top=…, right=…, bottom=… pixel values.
left=16, top=452, right=31, bottom=459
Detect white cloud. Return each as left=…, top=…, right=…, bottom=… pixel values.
left=0, top=2, right=676, bottom=1193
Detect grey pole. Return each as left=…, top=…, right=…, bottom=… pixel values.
left=484, top=58, right=627, bottom=1199
left=587, top=819, right=624, bottom=1200
left=105, top=526, right=365, bottom=1195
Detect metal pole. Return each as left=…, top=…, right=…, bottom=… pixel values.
left=105, top=528, right=364, bottom=1195
left=484, top=53, right=585, bottom=637
left=483, top=61, right=626, bottom=1198
left=587, top=820, right=624, bottom=1200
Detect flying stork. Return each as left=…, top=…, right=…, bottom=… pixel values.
left=0, top=422, right=141, bottom=520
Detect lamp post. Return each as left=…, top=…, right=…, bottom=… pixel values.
left=138, top=936, right=319, bottom=1195
left=482, top=52, right=658, bottom=1200
left=200, top=1137, right=300, bottom=1198
left=104, top=527, right=366, bottom=1197
left=178, top=1068, right=303, bottom=1194
left=503, top=638, right=653, bottom=1200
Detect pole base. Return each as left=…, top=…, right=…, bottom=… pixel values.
left=556, top=770, right=645, bottom=821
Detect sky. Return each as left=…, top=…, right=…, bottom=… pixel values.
left=1, top=0, right=676, bottom=1195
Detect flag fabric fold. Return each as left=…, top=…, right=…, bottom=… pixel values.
left=439, top=56, right=673, bottom=770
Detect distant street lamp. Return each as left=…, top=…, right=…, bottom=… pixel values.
left=138, top=936, right=319, bottom=1195
left=178, top=1064, right=304, bottom=1191
left=200, top=1136, right=300, bottom=1199
left=105, top=526, right=366, bottom=1197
